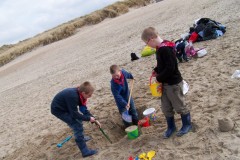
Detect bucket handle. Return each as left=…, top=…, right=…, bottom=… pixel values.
left=149, top=75, right=154, bottom=86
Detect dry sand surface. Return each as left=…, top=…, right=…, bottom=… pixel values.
left=1, top=0, right=240, bottom=159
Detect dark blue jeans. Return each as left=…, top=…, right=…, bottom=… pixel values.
left=51, top=107, right=86, bottom=150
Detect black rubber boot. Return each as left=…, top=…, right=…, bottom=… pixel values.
left=163, top=116, right=176, bottom=139
left=176, top=113, right=192, bottom=136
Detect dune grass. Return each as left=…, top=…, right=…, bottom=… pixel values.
left=0, top=0, right=152, bottom=67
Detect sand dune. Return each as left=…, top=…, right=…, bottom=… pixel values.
left=0, top=0, right=240, bottom=159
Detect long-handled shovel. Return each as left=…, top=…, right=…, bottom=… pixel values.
left=94, top=120, right=112, bottom=144
left=76, top=119, right=112, bottom=144
left=122, top=79, right=134, bottom=123
left=127, top=79, right=134, bottom=110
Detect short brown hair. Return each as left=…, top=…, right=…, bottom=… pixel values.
left=110, top=65, right=120, bottom=74
left=141, top=27, right=158, bottom=42
left=78, top=81, right=94, bottom=94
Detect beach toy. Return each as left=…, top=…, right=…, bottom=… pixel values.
left=143, top=108, right=156, bottom=121
left=149, top=75, right=162, bottom=97
left=138, top=153, right=147, bottom=160
left=141, top=46, right=156, bottom=57
left=125, top=125, right=139, bottom=140
left=147, top=150, right=156, bottom=160
left=122, top=110, right=132, bottom=123
left=122, top=79, right=134, bottom=123
left=138, top=117, right=150, bottom=127
left=57, top=135, right=72, bottom=148
left=128, top=156, right=134, bottom=160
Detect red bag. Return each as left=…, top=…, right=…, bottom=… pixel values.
left=188, top=32, right=199, bottom=43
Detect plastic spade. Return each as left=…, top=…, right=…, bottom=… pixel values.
left=147, top=150, right=156, bottom=160
left=138, top=152, right=147, bottom=160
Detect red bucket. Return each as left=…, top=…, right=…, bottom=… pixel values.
left=138, top=117, right=150, bottom=127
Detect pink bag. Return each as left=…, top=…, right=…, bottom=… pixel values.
left=185, top=42, right=197, bottom=57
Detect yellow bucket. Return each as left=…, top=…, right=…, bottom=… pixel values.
left=149, top=75, right=162, bottom=97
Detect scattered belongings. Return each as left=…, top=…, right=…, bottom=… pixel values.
left=187, top=18, right=226, bottom=43
left=196, top=48, right=207, bottom=58
left=147, top=150, right=156, bottom=160
left=231, top=70, right=240, bottom=78
left=131, top=52, right=140, bottom=61
left=141, top=46, right=156, bottom=57
left=175, top=39, right=189, bottom=62
left=138, top=152, right=147, bottom=160
left=218, top=117, right=234, bottom=132
left=128, top=156, right=135, bottom=160
left=138, top=150, right=156, bottom=160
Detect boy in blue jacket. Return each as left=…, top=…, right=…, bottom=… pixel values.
left=51, top=81, right=100, bottom=158
left=110, top=65, right=139, bottom=127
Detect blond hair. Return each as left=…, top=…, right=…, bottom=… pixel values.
left=78, top=81, right=94, bottom=94
left=141, top=27, right=158, bottom=42
left=110, top=65, right=120, bottom=74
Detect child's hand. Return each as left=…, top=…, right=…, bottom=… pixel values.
left=126, top=104, right=130, bottom=110
left=95, top=120, right=102, bottom=128
left=152, top=71, right=157, bottom=77
left=90, top=117, right=96, bottom=123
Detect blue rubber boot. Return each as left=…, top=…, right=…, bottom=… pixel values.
left=81, top=147, right=98, bottom=158
left=163, top=116, right=176, bottom=139
left=177, top=113, right=192, bottom=136
left=75, top=139, right=97, bottom=158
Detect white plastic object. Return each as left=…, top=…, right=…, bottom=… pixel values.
left=231, top=70, right=240, bottom=78
left=197, top=49, right=207, bottom=57
left=183, top=80, right=189, bottom=95
left=143, top=108, right=156, bottom=116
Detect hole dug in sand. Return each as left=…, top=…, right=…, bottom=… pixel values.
left=218, top=117, right=234, bottom=132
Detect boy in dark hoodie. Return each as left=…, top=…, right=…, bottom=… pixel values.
left=110, top=65, right=139, bottom=127
left=141, top=27, right=192, bottom=138
left=51, top=81, right=100, bottom=157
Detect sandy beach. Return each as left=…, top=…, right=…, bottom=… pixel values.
left=0, top=0, right=240, bottom=159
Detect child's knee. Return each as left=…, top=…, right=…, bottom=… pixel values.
left=175, top=105, right=189, bottom=115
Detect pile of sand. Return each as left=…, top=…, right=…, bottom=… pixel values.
left=0, top=0, right=240, bottom=159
